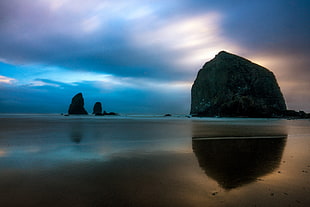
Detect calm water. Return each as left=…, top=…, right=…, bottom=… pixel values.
left=0, top=114, right=309, bottom=207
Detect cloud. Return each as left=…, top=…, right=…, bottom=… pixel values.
left=130, top=12, right=239, bottom=68
left=0, top=75, right=16, bottom=84
left=1, top=0, right=309, bottom=72
left=3, top=1, right=306, bottom=67
left=223, top=1, right=310, bottom=55
left=168, top=0, right=310, bottom=56
left=0, top=0, right=240, bottom=81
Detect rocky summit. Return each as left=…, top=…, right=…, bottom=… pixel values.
left=190, top=51, right=287, bottom=117
left=68, top=93, right=88, bottom=115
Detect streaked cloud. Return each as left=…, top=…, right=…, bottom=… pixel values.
left=0, top=0, right=238, bottom=80
left=131, top=12, right=240, bottom=68
left=0, top=75, right=16, bottom=84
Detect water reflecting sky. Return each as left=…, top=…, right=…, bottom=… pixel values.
left=0, top=115, right=309, bottom=206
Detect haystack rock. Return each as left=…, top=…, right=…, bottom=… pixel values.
left=68, top=93, right=88, bottom=115
left=93, top=102, right=102, bottom=115
left=191, top=51, right=287, bottom=117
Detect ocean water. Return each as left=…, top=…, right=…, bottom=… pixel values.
left=0, top=114, right=309, bottom=207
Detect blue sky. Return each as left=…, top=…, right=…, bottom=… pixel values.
left=0, top=0, right=309, bottom=114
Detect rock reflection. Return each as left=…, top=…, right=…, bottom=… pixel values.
left=192, top=122, right=287, bottom=189
left=70, top=123, right=83, bottom=144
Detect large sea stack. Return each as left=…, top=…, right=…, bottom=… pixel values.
left=68, top=93, right=88, bottom=115
left=191, top=51, right=287, bottom=117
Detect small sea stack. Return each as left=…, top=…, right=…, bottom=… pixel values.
left=93, top=102, right=103, bottom=115
left=68, top=93, right=88, bottom=115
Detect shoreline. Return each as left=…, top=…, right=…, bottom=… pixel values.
left=1, top=113, right=309, bottom=121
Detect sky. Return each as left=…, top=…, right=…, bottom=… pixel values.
left=0, top=0, right=309, bottom=114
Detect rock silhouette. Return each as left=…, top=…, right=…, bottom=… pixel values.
left=93, top=102, right=102, bottom=115
left=68, top=93, right=88, bottom=115
left=191, top=51, right=287, bottom=117
left=192, top=137, right=287, bottom=189
left=191, top=120, right=287, bottom=189
left=103, top=111, right=118, bottom=116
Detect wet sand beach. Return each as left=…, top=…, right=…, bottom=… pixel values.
left=0, top=114, right=309, bottom=206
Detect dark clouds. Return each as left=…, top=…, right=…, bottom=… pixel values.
left=221, top=0, right=310, bottom=55
left=1, top=0, right=309, bottom=70
left=176, top=0, right=310, bottom=55
left=0, top=0, right=195, bottom=80
left=1, top=0, right=308, bottom=71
